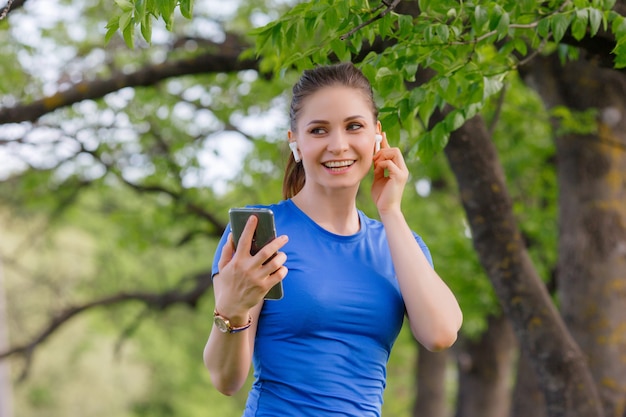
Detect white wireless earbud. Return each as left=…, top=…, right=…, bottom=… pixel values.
left=289, top=141, right=301, bottom=163
left=374, top=134, right=383, bottom=153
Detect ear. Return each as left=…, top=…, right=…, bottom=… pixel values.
left=374, top=121, right=383, bottom=153
left=287, top=131, right=301, bottom=163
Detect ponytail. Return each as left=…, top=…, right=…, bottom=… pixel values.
left=282, top=157, right=305, bottom=199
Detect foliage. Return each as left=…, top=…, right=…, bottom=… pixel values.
left=2, top=0, right=621, bottom=415
left=245, top=0, right=623, bottom=162
left=106, top=0, right=194, bottom=47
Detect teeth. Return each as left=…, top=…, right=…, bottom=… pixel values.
left=324, top=160, right=354, bottom=168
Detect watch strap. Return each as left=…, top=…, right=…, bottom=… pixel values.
left=214, top=309, right=252, bottom=333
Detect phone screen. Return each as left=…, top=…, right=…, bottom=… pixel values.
left=228, top=207, right=283, bottom=300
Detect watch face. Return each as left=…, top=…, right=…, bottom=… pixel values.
left=214, top=316, right=230, bottom=333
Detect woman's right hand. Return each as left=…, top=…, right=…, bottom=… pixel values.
left=214, top=215, right=289, bottom=320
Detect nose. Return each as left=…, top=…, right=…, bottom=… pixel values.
left=327, top=131, right=349, bottom=154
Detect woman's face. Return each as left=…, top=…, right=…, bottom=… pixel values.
left=291, top=85, right=379, bottom=194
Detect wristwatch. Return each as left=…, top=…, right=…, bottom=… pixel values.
left=213, top=309, right=252, bottom=333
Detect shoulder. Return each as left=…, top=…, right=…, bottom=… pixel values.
left=359, top=209, right=434, bottom=266
left=245, top=200, right=290, bottom=213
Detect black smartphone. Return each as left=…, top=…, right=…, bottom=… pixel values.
left=228, top=207, right=284, bottom=300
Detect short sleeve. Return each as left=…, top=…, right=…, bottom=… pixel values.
left=211, top=224, right=232, bottom=279
left=413, top=232, right=434, bottom=267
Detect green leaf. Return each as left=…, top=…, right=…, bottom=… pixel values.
left=602, top=0, right=616, bottom=8
left=115, top=0, right=134, bottom=12
left=270, top=23, right=283, bottom=48
left=537, top=17, right=551, bottom=37
left=104, top=17, right=120, bottom=44
left=436, top=24, right=450, bottom=43
left=483, top=75, right=504, bottom=99
left=445, top=109, right=466, bottom=132
left=375, top=67, right=399, bottom=96
left=488, top=5, right=504, bottom=31
left=141, top=15, right=153, bottom=43
left=551, top=13, right=571, bottom=43
left=180, top=0, right=193, bottom=19
left=330, top=39, right=351, bottom=62
left=122, top=20, right=135, bottom=48
left=513, top=37, right=528, bottom=56
left=612, top=40, right=626, bottom=68
left=588, top=8, right=602, bottom=36
left=325, top=5, right=339, bottom=30
left=432, top=122, right=450, bottom=150
left=474, top=5, right=488, bottom=31
left=156, top=0, right=175, bottom=26
left=417, top=91, right=438, bottom=125
left=571, top=9, right=589, bottom=41
left=119, top=10, right=133, bottom=31
left=398, top=97, right=414, bottom=123
left=496, top=11, right=510, bottom=40
left=398, top=14, right=414, bottom=37
left=611, top=14, right=626, bottom=37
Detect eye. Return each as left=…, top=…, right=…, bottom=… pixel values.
left=346, top=122, right=363, bottom=131
left=309, top=127, right=327, bottom=135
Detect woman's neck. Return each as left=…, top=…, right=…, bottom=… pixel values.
left=291, top=187, right=360, bottom=236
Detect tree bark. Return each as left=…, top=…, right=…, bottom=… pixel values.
left=455, top=314, right=516, bottom=417
left=511, top=348, right=546, bottom=417
left=0, top=34, right=258, bottom=124
left=443, top=115, right=604, bottom=417
left=413, top=345, right=449, bottom=417
left=523, top=54, right=626, bottom=417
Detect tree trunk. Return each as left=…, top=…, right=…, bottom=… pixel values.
left=511, top=348, right=546, bottom=417
left=413, top=344, right=449, bottom=417
left=455, top=314, right=516, bottom=417
left=442, top=114, right=604, bottom=417
left=523, top=54, right=626, bottom=417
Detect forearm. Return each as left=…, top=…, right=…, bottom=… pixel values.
left=203, top=305, right=260, bottom=395
left=380, top=209, right=463, bottom=351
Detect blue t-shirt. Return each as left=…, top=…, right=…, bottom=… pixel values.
left=211, top=199, right=433, bottom=417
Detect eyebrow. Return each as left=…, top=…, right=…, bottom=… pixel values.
left=306, top=115, right=366, bottom=126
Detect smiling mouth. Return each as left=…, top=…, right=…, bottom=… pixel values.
left=323, top=160, right=355, bottom=170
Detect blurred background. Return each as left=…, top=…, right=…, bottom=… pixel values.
left=1, top=0, right=625, bottom=416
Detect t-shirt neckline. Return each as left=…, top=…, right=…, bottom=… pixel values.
left=285, top=198, right=366, bottom=242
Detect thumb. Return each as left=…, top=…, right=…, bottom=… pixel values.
left=217, top=233, right=235, bottom=270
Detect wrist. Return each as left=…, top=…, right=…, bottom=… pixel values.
left=378, top=206, right=403, bottom=220
left=213, top=308, right=253, bottom=333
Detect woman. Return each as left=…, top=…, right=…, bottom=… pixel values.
left=203, top=62, right=462, bottom=416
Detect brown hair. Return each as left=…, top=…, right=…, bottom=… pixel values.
left=282, top=62, right=379, bottom=199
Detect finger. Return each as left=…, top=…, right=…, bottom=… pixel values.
left=260, top=250, right=288, bottom=274
left=235, top=215, right=258, bottom=256
left=256, top=235, right=289, bottom=265
left=217, top=233, right=235, bottom=270
left=374, top=146, right=407, bottom=170
left=375, top=157, right=408, bottom=180
left=267, top=265, right=289, bottom=285
left=381, top=132, right=390, bottom=149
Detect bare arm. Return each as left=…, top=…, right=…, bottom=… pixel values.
left=372, top=133, right=462, bottom=351
left=203, top=216, right=289, bottom=394
left=203, top=301, right=262, bottom=395
left=380, top=209, right=462, bottom=351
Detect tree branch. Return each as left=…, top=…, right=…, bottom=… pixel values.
left=0, top=0, right=24, bottom=21
left=340, top=0, right=403, bottom=40
left=76, top=141, right=227, bottom=235
left=0, top=34, right=259, bottom=125
left=0, top=271, right=213, bottom=380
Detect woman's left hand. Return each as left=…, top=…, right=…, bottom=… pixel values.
left=371, top=132, right=409, bottom=214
